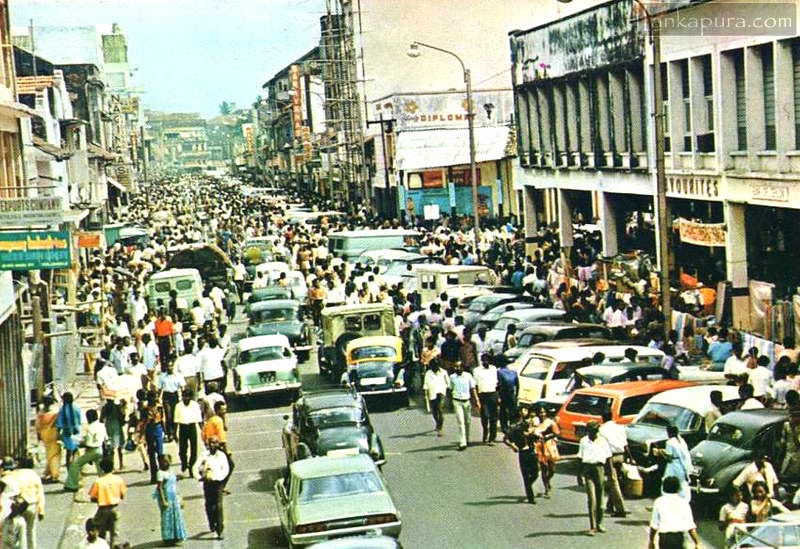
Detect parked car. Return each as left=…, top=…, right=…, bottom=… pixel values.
left=484, top=308, right=567, bottom=354
left=246, top=299, right=313, bottom=361
left=318, top=304, right=396, bottom=380
left=281, top=389, right=386, bottom=466
left=274, top=454, right=401, bottom=547
left=728, top=511, right=800, bottom=549
left=556, top=379, right=693, bottom=446
left=690, top=409, right=790, bottom=497
left=626, top=384, right=741, bottom=472
left=510, top=343, right=664, bottom=405
left=342, top=336, right=407, bottom=406
left=535, top=362, right=675, bottom=415
left=503, top=323, right=612, bottom=362
left=230, top=334, right=300, bottom=399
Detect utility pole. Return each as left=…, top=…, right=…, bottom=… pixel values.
left=366, top=112, right=396, bottom=219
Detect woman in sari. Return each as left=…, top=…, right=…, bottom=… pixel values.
left=533, top=407, right=560, bottom=498
left=55, top=392, right=82, bottom=467
left=36, top=396, right=61, bottom=482
left=154, top=456, right=188, bottom=545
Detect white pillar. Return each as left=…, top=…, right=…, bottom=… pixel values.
left=598, top=191, right=618, bottom=257
left=557, top=189, right=574, bottom=249
left=725, top=201, right=749, bottom=330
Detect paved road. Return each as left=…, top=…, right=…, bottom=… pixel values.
left=40, top=331, right=726, bottom=548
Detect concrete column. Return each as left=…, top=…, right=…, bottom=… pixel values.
left=596, top=74, right=611, bottom=152
left=523, top=186, right=538, bottom=258
left=557, top=189, right=574, bottom=249
left=627, top=68, right=644, bottom=152
left=775, top=41, right=794, bottom=170
left=537, top=87, right=553, bottom=164
left=668, top=61, right=686, bottom=152
left=578, top=79, right=591, bottom=153
left=553, top=84, right=566, bottom=157
left=718, top=51, right=738, bottom=169
left=517, top=90, right=531, bottom=163
left=725, top=201, right=750, bottom=330
left=598, top=191, right=618, bottom=257
left=609, top=70, right=626, bottom=154
left=745, top=45, right=765, bottom=169
left=565, top=82, right=578, bottom=156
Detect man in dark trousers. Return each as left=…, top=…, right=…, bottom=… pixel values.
left=508, top=409, right=538, bottom=504
left=199, top=436, right=229, bottom=540
left=497, top=356, right=519, bottom=435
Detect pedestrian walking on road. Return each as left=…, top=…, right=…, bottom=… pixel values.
left=87, top=458, right=126, bottom=547
left=422, top=360, right=448, bottom=436
left=55, top=392, right=82, bottom=468
left=648, top=476, right=701, bottom=549
left=157, top=362, right=185, bottom=441
left=100, top=399, right=126, bottom=471
left=448, top=362, right=480, bottom=451
left=76, top=518, right=109, bottom=549
left=2, top=457, right=44, bottom=549
left=533, top=408, right=560, bottom=498
left=35, top=397, right=61, bottom=483
left=174, top=390, right=203, bottom=477
left=199, top=436, right=229, bottom=540
left=598, top=411, right=628, bottom=517
left=154, top=456, right=188, bottom=546
left=657, top=426, right=693, bottom=501
left=65, top=409, right=107, bottom=492
left=508, top=416, right=538, bottom=504
left=473, top=354, right=499, bottom=444
left=497, top=358, right=519, bottom=436
left=1, top=497, right=28, bottom=549
left=144, top=393, right=166, bottom=484
left=578, top=421, right=612, bottom=536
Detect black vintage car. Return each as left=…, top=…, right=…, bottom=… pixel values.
left=690, top=408, right=791, bottom=498
left=246, top=299, right=313, bottom=361
left=281, top=389, right=386, bottom=467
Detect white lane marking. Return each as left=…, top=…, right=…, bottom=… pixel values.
left=235, top=446, right=284, bottom=453
left=229, top=429, right=284, bottom=435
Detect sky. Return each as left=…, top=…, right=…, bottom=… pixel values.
left=10, top=0, right=323, bottom=117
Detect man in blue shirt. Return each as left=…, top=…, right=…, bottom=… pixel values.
left=449, top=362, right=480, bottom=451
left=707, top=328, right=733, bottom=369
left=497, top=357, right=519, bottom=435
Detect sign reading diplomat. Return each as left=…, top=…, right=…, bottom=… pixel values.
left=0, top=231, right=71, bottom=270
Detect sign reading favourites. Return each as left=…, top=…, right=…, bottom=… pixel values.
left=0, top=231, right=71, bottom=270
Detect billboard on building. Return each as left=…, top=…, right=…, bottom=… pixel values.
left=0, top=231, right=71, bottom=270
left=290, top=64, right=303, bottom=135
left=384, top=90, right=514, bottom=132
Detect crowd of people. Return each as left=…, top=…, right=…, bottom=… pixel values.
left=2, top=173, right=800, bottom=548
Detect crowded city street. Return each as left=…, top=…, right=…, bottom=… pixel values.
left=3, top=1, right=800, bottom=549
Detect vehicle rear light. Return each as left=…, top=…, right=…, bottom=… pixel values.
left=365, top=514, right=397, bottom=525
left=295, top=522, right=329, bottom=534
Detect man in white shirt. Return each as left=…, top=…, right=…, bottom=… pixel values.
left=95, top=361, right=118, bottom=394
left=473, top=354, right=500, bottom=445
left=578, top=421, right=612, bottom=535
left=141, top=334, right=160, bottom=382
left=199, top=437, right=230, bottom=540
left=422, top=361, right=449, bottom=436
left=64, top=409, right=107, bottom=491
left=599, top=412, right=628, bottom=517
left=649, top=476, right=700, bottom=549
left=724, top=343, right=748, bottom=381
left=200, top=338, right=227, bottom=394
left=175, top=390, right=203, bottom=477
left=747, top=356, right=773, bottom=398
left=175, top=342, right=201, bottom=395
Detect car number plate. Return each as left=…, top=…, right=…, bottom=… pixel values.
left=327, top=448, right=359, bottom=457
left=258, top=371, right=277, bottom=383
left=360, top=376, right=386, bottom=386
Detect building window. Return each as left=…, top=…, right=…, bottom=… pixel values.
left=762, top=44, right=776, bottom=150
left=573, top=83, right=582, bottom=154
left=697, top=55, right=715, bottom=153
left=733, top=50, right=747, bottom=151
left=680, top=59, right=691, bottom=151
left=0, top=131, right=21, bottom=198
left=660, top=63, right=670, bottom=153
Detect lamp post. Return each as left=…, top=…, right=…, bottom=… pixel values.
left=407, top=41, right=481, bottom=261
left=556, top=0, right=671, bottom=337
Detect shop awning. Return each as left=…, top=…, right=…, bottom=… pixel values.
left=32, top=136, right=72, bottom=161
left=0, top=100, right=37, bottom=119
left=106, top=176, right=127, bottom=192
left=395, top=126, right=512, bottom=172
left=87, top=143, right=121, bottom=161
left=62, top=208, right=89, bottom=224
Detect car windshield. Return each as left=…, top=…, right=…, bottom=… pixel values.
left=520, top=357, right=550, bottom=380
left=298, top=471, right=383, bottom=503
left=708, top=422, right=749, bottom=448
left=310, top=406, right=364, bottom=428
left=564, top=373, right=609, bottom=393
left=356, top=361, right=393, bottom=378
left=351, top=346, right=397, bottom=361
left=494, top=318, right=513, bottom=331
left=239, top=346, right=286, bottom=363
left=252, top=307, right=295, bottom=323
left=565, top=394, right=612, bottom=416
left=635, top=403, right=701, bottom=431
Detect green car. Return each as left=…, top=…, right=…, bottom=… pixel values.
left=274, top=454, right=402, bottom=548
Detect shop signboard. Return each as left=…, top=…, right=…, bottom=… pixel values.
left=0, top=230, right=71, bottom=270
left=676, top=218, right=726, bottom=247
left=290, top=65, right=303, bottom=135
left=390, top=90, right=514, bottom=132
left=76, top=231, right=103, bottom=249
left=421, top=170, right=443, bottom=189
left=0, top=196, right=64, bottom=225
left=448, top=182, right=456, bottom=209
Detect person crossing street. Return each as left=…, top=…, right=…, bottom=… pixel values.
left=448, top=362, right=480, bottom=451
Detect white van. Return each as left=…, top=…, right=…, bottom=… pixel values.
left=510, top=343, right=665, bottom=405
left=327, top=229, right=421, bottom=261
left=411, top=264, right=496, bottom=305
left=146, top=268, right=203, bottom=312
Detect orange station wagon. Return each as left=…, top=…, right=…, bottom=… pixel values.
left=556, top=379, right=694, bottom=446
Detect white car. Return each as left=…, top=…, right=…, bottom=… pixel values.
left=484, top=308, right=566, bottom=354
left=231, top=334, right=301, bottom=398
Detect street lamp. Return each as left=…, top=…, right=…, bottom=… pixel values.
left=555, top=0, right=671, bottom=337
left=407, top=41, right=481, bottom=261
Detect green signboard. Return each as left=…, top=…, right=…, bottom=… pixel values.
left=0, top=231, right=71, bottom=270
